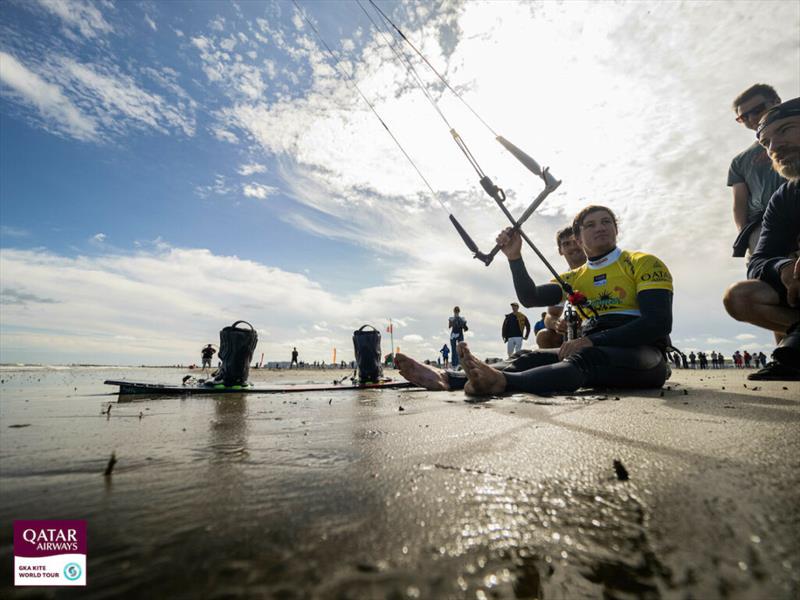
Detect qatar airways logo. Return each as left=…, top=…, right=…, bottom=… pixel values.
left=22, top=528, right=79, bottom=552
left=14, top=520, right=87, bottom=586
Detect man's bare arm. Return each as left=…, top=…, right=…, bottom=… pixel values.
left=732, top=182, right=750, bottom=231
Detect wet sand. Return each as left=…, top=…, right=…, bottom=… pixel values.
left=0, top=366, right=798, bottom=599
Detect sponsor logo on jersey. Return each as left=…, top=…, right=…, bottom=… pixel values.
left=593, top=274, right=607, bottom=286
left=641, top=271, right=671, bottom=282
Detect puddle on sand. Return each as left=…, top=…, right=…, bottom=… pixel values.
left=311, top=465, right=673, bottom=600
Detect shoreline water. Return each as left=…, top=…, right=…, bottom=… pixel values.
left=1, top=366, right=797, bottom=598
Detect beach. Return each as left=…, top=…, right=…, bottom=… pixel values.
left=0, top=365, right=798, bottom=599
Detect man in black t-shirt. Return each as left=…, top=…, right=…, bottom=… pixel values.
left=201, top=344, right=216, bottom=369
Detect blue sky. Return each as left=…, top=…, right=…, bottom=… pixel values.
left=1, top=0, right=799, bottom=365
left=1, top=0, right=388, bottom=288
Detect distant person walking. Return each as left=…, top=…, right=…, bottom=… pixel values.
left=743, top=350, right=752, bottom=368
left=448, top=306, right=468, bottom=368
left=440, top=344, right=450, bottom=369
left=689, top=351, right=697, bottom=369
left=290, top=347, right=299, bottom=369
left=502, top=302, right=531, bottom=357
left=201, top=344, right=216, bottom=370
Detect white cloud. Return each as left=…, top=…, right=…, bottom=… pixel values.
left=191, top=34, right=267, bottom=99
left=0, top=51, right=98, bottom=141
left=0, top=239, right=543, bottom=364
left=739, top=343, right=767, bottom=352
left=220, top=36, right=237, bottom=52
left=237, top=163, right=266, bottom=176
left=209, top=16, right=225, bottom=32
left=735, top=333, right=757, bottom=340
left=144, top=13, right=157, bottom=32
left=211, top=126, right=239, bottom=143
left=402, top=334, right=424, bottom=343
left=292, top=13, right=304, bottom=31
left=195, top=175, right=233, bottom=198
left=59, top=58, right=195, bottom=136
left=242, top=183, right=278, bottom=199
left=35, top=0, right=114, bottom=39
left=91, top=233, right=107, bottom=243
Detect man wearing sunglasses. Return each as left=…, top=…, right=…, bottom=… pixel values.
left=724, top=98, right=800, bottom=381
left=729, top=84, right=785, bottom=263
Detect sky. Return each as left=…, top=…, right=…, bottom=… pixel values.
left=0, top=0, right=799, bottom=366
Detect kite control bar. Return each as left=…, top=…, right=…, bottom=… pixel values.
left=447, top=136, right=598, bottom=322
left=448, top=135, right=561, bottom=269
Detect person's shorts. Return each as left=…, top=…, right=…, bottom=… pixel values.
left=745, top=224, right=762, bottom=264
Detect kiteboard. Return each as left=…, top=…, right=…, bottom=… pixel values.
left=104, top=379, right=417, bottom=396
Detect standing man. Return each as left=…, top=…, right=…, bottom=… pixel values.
left=502, top=302, right=531, bottom=357
left=290, top=347, right=299, bottom=369
left=724, top=97, right=800, bottom=380
left=537, top=227, right=588, bottom=349
left=201, top=344, right=216, bottom=370
left=729, top=84, right=785, bottom=261
left=448, top=306, right=468, bottom=368
left=440, top=344, right=450, bottom=369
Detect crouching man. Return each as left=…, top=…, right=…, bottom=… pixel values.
left=724, top=98, right=800, bottom=381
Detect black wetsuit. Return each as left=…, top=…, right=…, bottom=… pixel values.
left=447, top=249, right=673, bottom=394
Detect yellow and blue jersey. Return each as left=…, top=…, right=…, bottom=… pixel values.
left=556, top=248, right=673, bottom=317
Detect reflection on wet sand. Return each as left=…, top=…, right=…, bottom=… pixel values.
left=0, top=367, right=797, bottom=599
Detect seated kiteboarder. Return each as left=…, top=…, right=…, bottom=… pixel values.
left=396, top=205, right=673, bottom=396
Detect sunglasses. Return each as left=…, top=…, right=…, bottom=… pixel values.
left=735, top=102, right=768, bottom=123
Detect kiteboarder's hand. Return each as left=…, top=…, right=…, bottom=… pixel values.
left=497, top=227, right=522, bottom=260
left=781, top=258, right=800, bottom=307
left=558, top=336, right=592, bottom=360
left=554, top=318, right=568, bottom=334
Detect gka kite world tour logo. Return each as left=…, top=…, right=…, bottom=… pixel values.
left=14, top=520, right=87, bottom=586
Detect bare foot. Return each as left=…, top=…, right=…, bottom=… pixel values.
left=395, top=353, right=449, bottom=391
left=457, top=342, right=507, bottom=396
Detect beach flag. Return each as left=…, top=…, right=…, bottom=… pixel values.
left=332, top=347, right=337, bottom=363
left=386, top=323, right=393, bottom=333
